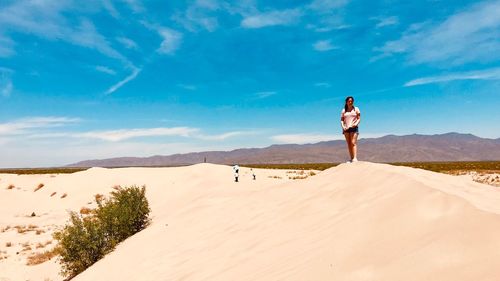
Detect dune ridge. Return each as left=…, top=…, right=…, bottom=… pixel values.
left=1, top=162, right=500, bottom=281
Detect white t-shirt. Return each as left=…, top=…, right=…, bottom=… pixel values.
left=341, top=107, right=360, bottom=128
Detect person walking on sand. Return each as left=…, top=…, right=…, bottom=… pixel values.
left=340, top=96, right=361, bottom=163
left=233, top=164, right=240, bottom=182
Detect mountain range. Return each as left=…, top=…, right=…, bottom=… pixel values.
left=67, top=133, right=500, bottom=167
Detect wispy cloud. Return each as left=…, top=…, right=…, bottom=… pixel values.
left=241, top=9, right=302, bottom=28
left=102, top=0, right=120, bottom=18
left=405, top=67, right=500, bottom=87
left=308, top=0, right=349, bottom=12
left=313, top=39, right=337, bottom=51
left=255, top=91, right=277, bottom=99
left=105, top=67, right=141, bottom=95
left=0, top=34, right=15, bottom=57
left=315, top=82, right=331, bottom=88
left=116, top=37, right=139, bottom=50
left=0, top=1, right=127, bottom=63
left=0, top=67, right=14, bottom=97
left=377, top=1, right=500, bottom=65
left=157, top=28, right=183, bottom=55
left=96, top=65, right=116, bottom=75
left=195, top=131, right=255, bottom=141
left=272, top=133, right=341, bottom=144
left=124, top=0, right=145, bottom=13
left=75, top=127, right=198, bottom=142
left=374, top=16, right=399, bottom=28
left=0, top=117, right=80, bottom=136
left=172, top=0, right=220, bottom=32
left=178, top=84, right=197, bottom=90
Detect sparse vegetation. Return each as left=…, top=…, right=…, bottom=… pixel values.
left=0, top=168, right=87, bottom=175
left=79, top=207, right=93, bottom=215
left=268, top=175, right=282, bottom=179
left=245, top=163, right=336, bottom=171
left=60, top=193, right=67, bottom=199
left=7, top=184, right=15, bottom=190
left=50, top=192, right=57, bottom=197
left=34, top=183, right=45, bottom=192
left=6, top=242, right=12, bottom=247
left=54, top=185, right=151, bottom=279
left=27, top=248, right=58, bottom=265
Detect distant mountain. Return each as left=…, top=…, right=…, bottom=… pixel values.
left=67, top=133, right=500, bottom=167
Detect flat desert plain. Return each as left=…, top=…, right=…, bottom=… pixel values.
left=1, top=162, right=500, bottom=281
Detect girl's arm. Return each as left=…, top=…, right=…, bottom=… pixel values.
left=340, top=110, right=347, bottom=131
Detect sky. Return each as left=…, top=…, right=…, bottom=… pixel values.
left=0, top=0, right=499, bottom=167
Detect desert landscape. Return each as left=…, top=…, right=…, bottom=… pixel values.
left=1, top=162, right=500, bottom=281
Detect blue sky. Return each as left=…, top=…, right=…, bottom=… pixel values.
left=0, top=0, right=499, bottom=167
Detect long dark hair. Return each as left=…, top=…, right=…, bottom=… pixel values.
left=344, top=96, right=354, bottom=112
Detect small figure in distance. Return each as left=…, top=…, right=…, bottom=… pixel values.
left=251, top=168, right=256, bottom=180
left=340, top=96, right=361, bottom=163
left=233, top=164, right=240, bottom=182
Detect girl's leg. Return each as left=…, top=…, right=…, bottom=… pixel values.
left=344, top=132, right=353, bottom=160
left=351, top=132, right=359, bottom=161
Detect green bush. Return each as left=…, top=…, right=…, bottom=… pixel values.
left=54, top=185, right=151, bottom=279
left=95, top=185, right=151, bottom=247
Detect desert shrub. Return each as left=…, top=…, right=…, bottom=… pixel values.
left=53, top=213, right=109, bottom=277
left=54, top=185, right=150, bottom=279
left=95, top=185, right=151, bottom=247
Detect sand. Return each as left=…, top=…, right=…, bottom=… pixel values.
left=1, top=162, right=500, bottom=281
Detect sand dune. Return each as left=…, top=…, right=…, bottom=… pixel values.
left=1, top=162, right=500, bottom=281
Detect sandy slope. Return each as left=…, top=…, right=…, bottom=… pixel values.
left=1, top=162, right=500, bottom=281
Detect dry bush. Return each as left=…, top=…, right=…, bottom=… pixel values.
left=15, top=225, right=28, bottom=234
left=1, top=226, right=11, bottom=232
left=7, top=184, right=15, bottom=190
left=50, top=192, right=56, bottom=197
left=26, top=249, right=58, bottom=265
left=36, top=241, right=52, bottom=249
left=268, top=175, right=282, bottom=179
left=79, top=207, right=93, bottom=215
left=309, top=171, right=316, bottom=176
left=112, top=185, right=121, bottom=191
left=36, top=229, right=45, bottom=235
left=94, top=193, right=104, bottom=202
left=34, top=183, right=45, bottom=192
left=60, top=193, right=67, bottom=199
left=290, top=175, right=308, bottom=180
left=5, top=242, right=12, bottom=247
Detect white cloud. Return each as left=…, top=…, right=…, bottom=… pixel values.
left=103, top=0, right=120, bottom=18
left=308, top=0, right=349, bottom=12
left=0, top=1, right=128, bottom=63
left=116, top=37, right=139, bottom=50
left=157, top=28, right=183, bottom=55
left=405, top=67, right=500, bottom=87
left=272, top=133, right=342, bottom=144
left=314, top=82, right=331, bottom=88
left=75, top=127, right=198, bottom=142
left=255, top=91, right=277, bottom=99
left=313, top=39, right=337, bottom=51
left=0, top=117, right=80, bottom=136
left=172, top=0, right=220, bottom=32
left=241, top=9, right=302, bottom=28
left=195, top=131, right=254, bottom=141
left=105, top=67, right=141, bottom=95
left=0, top=34, right=15, bottom=57
left=375, top=16, right=398, bottom=28
left=95, top=65, right=116, bottom=75
left=123, top=0, right=145, bottom=13
left=378, top=1, right=500, bottom=65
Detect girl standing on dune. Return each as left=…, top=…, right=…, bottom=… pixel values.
left=341, top=96, right=361, bottom=163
